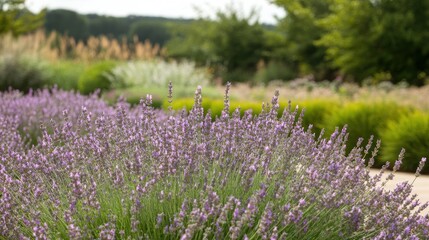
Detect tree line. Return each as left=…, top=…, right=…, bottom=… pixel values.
left=43, top=9, right=190, bottom=45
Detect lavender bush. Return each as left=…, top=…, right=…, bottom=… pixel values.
left=1, top=84, right=428, bottom=239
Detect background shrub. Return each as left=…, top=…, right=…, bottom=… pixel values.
left=0, top=55, right=49, bottom=93
left=381, top=112, right=429, bottom=173
left=296, top=99, right=341, bottom=137
left=46, top=60, right=86, bottom=91
left=323, top=101, right=413, bottom=166
left=230, top=101, right=262, bottom=116
left=253, top=61, right=295, bottom=85
left=78, top=61, right=117, bottom=95
left=165, top=98, right=264, bottom=119
left=167, top=98, right=194, bottom=111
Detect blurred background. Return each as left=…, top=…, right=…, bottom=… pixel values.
left=2, top=0, right=429, bottom=172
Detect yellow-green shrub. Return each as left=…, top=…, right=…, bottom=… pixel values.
left=78, top=61, right=117, bottom=95
left=164, top=98, right=194, bottom=112
left=46, top=60, right=86, bottom=91
left=323, top=101, right=413, bottom=166
left=380, top=112, right=429, bottom=173
left=164, top=98, right=264, bottom=119
left=296, top=99, right=341, bottom=137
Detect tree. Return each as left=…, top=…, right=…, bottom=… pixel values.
left=167, top=6, right=267, bottom=82
left=212, top=9, right=266, bottom=76
left=0, top=0, right=45, bottom=36
left=273, top=0, right=336, bottom=80
left=165, top=20, right=213, bottom=65
left=317, top=0, right=429, bottom=85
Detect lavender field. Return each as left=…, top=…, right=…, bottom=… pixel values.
left=1, top=85, right=428, bottom=239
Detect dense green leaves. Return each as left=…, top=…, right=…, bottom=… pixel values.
left=88, top=16, right=129, bottom=39
left=323, top=101, right=412, bottom=166
left=43, top=9, right=188, bottom=45
left=77, top=61, right=117, bottom=95
left=273, top=0, right=335, bottom=80
left=0, top=0, right=44, bottom=36
left=45, top=9, right=89, bottom=41
left=167, top=7, right=268, bottom=83
left=274, top=0, right=429, bottom=85
left=381, top=112, right=429, bottom=173
left=316, top=0, right=429, bottom=84
left=6, top=1, right=429, bottom=85
left=129, top=20, right=171, bottom=46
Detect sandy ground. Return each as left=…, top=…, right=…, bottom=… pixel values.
left=369, top=169, right=429, bottom=215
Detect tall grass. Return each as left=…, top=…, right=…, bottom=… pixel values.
left=0, top=30, right=164, bottom=62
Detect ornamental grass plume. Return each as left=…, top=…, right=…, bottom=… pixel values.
left=0, top=85, right=428, bottom=239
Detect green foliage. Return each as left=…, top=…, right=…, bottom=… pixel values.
left=165, top=98, right=268, bottom=119
left=166, top=19, right=213, bottom=64
left=45, top=60, right=86, bottom=91
left=211, top=8, right=266, bottom=79
left=167, top=98, right=340, bottom=126
left=230, top=101, right=263, bottom=116
left=253, top=61, right=296, bottom=85
left=44, top=10, right=190, bottom=45
left=296, top=99, right=340, bottom=137
left=317, top=0, right=429, bottom=85
left=88, top=15, right=129, bottom=39
left=323, top=102, right=412, bottom=166
left=273, top=0, right=335, bottom=80
left=167, top=7, right=267, bottom=83
left=167, top=97, right=194, bottom=111
left=0, top=0, right=45, bottom=36
left=381, top=112, right=429, bottom=173
left=274, top=0, right=429, bottom=85
left=0, top=55, right=49, bottom=93
left=44, top=9, right=89, bottom=41
left=78, top=61, right=117, bottom=95
left=129, top=20, right=171, bottom=46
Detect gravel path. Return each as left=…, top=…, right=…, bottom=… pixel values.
left=369, top=169, right=429, bottom=215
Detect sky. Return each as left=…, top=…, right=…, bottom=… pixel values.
left=27, top=0, right=285, bottom=24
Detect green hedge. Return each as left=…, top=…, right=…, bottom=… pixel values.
left=323, top=101, right=413, bottom=166
left=164, top=98, right=340, bottom=130
left=78, top=61, right=117, bottom=95
left=46, top=60, right=86, bottom=91
left=164, top=98, right=429, bottom=172
left=163, top=98, right=264, bottom=119
left=381, top=112, right=429, bottom=173
left=294, top=99, right=341, bottom=137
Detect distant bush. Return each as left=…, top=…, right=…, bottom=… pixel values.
left=165, top=98, right=264, bottom=119
left=297, top=99, right=341, bottom=137
left=78, top=61, right=117, bottom=95
left=324, top=102, right=412, bottom=166
left=0, top=55, right=49, bottom=93
left=167, top=98, right=194, bottom=111
left=253, top=61, right=296, bottom=85
left=46, top=61, right=86, bottom=91
left=230, top=101, right=263, bottom=116
left=381, top=112, right=429, bottom=173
